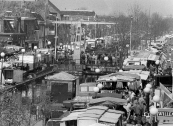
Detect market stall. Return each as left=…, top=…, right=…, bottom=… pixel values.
left=97, top=72, right=141, bottom=93
left=59, top=106, right=124, bottom=126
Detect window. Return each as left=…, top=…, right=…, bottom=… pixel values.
left=4, top=69, right=13, bottom=79
left=80, top=86, right=87, bottom=92
left=89, top=86, right=95, bottom=91
left=66, top=120, right=77, bottom=126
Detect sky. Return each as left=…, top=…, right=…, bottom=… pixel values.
left=50, top=0, right=173, bottom=16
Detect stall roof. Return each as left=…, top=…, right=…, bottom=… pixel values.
left=89, top=97, right=127, bottom=106
left=134, top=51, right=154, bottom=58
left=123, top=65, right=146, bottom=71
left=80, top=82, right=97, bottom=86
left=60, top=106, right=123, bottom=124
left=97, top=72, right=140, bottom=82
left=61, top=111, right=85, bottom=121
left=45, top=71, right=77, bottom=81
left=89, top=123, right=107, bottom=126
left=123, top=70, right=150, bottom=80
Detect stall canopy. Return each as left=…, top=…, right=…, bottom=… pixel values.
left=4, top=45, right=23, bottom=51
left=97, top=72, right=140, bottom=82
left=45, top=71, right=77, bottom=81
left=60, top=106, right=124, bottom=125
left=134, top=51, right=154, bottom=59
left=123, top=70, right=150, bottom=80
left=123, top=65, right=146, bottom=71
left=89, top=123, right=107, bottom=126
left=89, top=97, right=127, bottom=106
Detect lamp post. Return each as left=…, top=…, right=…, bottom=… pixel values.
left=34, top=46, right=37, bottom=69
left=37, top=54, right=41, bottom=62
left=97, top=83, right=103, bottom=90
left=119, top=69, right=123, bottom=72
left=21, top=49, right=25, bottom=70
left=150, top=95, right=160, bottom=126
left=48, top=41, right=51, bottom=48
left=93, top=87, right=99, bottom=98
left=129, top=17, right=133, bottom=56
left=112, top=76, right=117, bottom=82
left=0, top=52, right=5, bottom=86
left=144, top=86, right=151, bottom=112
left=95, top=68, right=100, bottom=73
left=104, top=56, right=108, bottom=68
left=95, top=68, right=100, bottom=79
left=126, top=44, right=129, bottom=58
left=155, top=60, right=160, bottom=74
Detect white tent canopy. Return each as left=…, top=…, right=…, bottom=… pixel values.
left=0, top=62, right=12, bottom=69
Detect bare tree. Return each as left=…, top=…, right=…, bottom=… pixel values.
left=0, top=90, right=32, bottom=126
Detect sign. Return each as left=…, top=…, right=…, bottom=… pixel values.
left=18, top=55, right=34, bottom=64
left=157, top=108, right=173, bottom=120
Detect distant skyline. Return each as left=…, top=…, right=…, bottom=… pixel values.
left=50, top=0, right=173, bottom=16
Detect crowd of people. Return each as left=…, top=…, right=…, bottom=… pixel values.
left=80, top=51, right=123, bottom=67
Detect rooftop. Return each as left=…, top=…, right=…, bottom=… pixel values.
left=60, top=10, right=96, bottom=16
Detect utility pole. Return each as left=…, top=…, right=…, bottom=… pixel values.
left=54, top=17, right=58, bottom=62
left=129, top=17, right=133, bottom=56
left=44, top=0, right=48, bottom=48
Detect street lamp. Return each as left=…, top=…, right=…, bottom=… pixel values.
left=104, top=56, right=108, bottom=61
left=1, top=52, right=5, bottom=86
left=155, top=60, right=160, bottom=74
left=104, top=56, right=109, bottom=67
left=21, top=49, right=25, bottom=70
left=146, top=83, right=152, bottom=89
left=119, top=69, right=123, bottom=72
left=144, top=87, right=151, bottom=112
left=95, top=68, right=100, bottom=79
left=150, top=106, right=158, bottom=126
left=153, top=95, right=160, bottom=103
left=150, top=106, right=158, bottom=115
left=95, top=68, right=100, bottom=73
left=34, top=46, right=37, bottom=50
left=48, top=41, right=51, bottom=47
left=129, top=17, right=133, bottom=56
left=112, top=76, right=117, bottom=82
left=151, top=95, right=160, bottom=126
left=126, top=44, right=129, bottom=57
left=34, top=46, right=37, bottom=69
left=37, top=53, right=41, bottom=62
left=93, top=87, right=99, bottom=98
left=97, top=83, right=103, bottom=89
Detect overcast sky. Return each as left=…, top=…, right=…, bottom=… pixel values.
left=50, top=0, right=173, bottom=16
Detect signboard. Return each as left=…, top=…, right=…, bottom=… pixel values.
left=157, top=108, right=173, bottom=120
left=18, top=55, right=34, bottom=64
